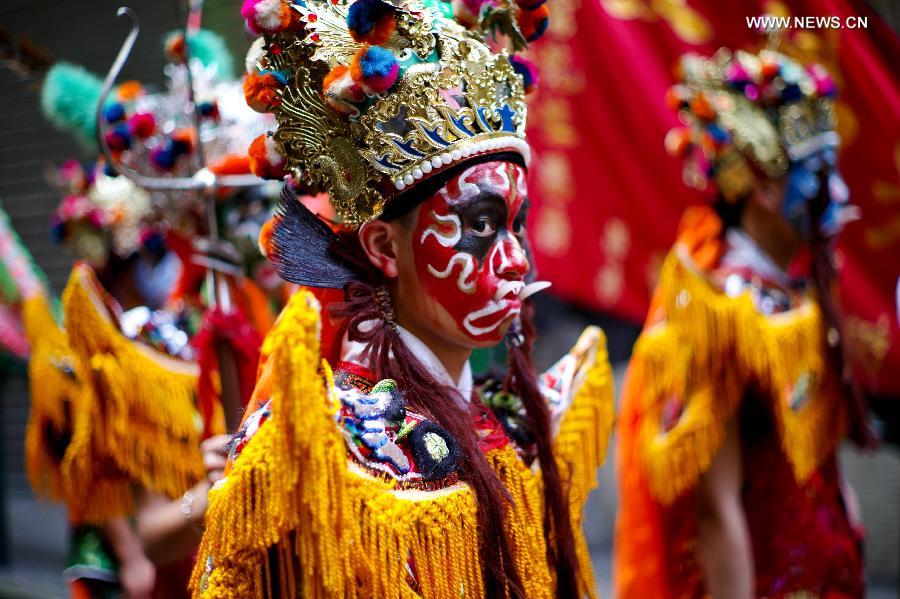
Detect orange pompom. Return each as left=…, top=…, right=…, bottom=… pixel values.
left=165, top=32, right=187, bottom=64
left=243, top=72, right=285, bottom=112
left=116, top=80, right=144, bottom=102
left=323, top=65, right=348, bottom=91
left=210, top=154, right=252, bottom=175
left=689, top=92, right=716, bottom=121
left=258, top=218, right=276, bottom=258
left=322, top=65, right=365, bottom=115
left=248, top=134, right=287, bottom=180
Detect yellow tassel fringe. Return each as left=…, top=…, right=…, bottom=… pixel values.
left=60, top=264, right=204, bottom=523
left=634, top=250, right=845, bottom=505
left=23, top=294, right=81, bottom=501
left=193, top=292, right=611, bottom=598
left=555, top=327, right=615, bottom=598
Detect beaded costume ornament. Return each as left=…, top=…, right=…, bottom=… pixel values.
left=665, top=48, right=842, bottom=204
left=242, top=0, right=544, bottom=224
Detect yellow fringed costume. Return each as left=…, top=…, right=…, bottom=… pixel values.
left=614, top=206, right=862, bottom=598
left=192, top=291, right=614, bottom=598
left=634, top=246, right=844, bottom=505
left=60, top=263, right=206, bottom=524
left=23, top=293, right=82, bottom=502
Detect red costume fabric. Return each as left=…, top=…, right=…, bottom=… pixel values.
left=614, top=207, right=864, bottom=598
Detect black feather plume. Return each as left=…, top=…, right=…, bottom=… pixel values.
left=270, top=187, right=360, bottom=288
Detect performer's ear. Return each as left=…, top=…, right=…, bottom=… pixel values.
left=358, top=220, right=401, bottom=278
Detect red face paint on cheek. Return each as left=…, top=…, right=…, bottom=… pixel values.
left=411, top=161, right=530, bottom=344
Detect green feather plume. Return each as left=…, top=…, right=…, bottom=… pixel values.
left=40, top=62, right=103, bottom=151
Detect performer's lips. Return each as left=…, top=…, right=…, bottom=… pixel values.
left=463, top=298, right=520, bottom=337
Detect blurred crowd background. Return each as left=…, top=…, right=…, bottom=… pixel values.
left=0, top=0, right=897, bottom=596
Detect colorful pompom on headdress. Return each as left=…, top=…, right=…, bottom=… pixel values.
left=665, top=48, right=840, bottom=202
left=241, top=0, right=546, bottom=224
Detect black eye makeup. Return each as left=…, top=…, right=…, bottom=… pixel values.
left=512, top=199, right=530, bottom=236
left=453, top=193, right=507, bottom=262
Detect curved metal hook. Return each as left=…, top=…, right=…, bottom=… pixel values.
left=96, top=6, right=264, bottom=192
left=96, top=7, right=197, bottom=189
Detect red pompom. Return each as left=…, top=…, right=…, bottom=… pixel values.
left=760, top=60, right=780, bottom=81
left=128, top=112, right=156, bottom=138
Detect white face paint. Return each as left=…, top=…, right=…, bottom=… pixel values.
left=427, top=253, right=477, bottom=293
left=419, top=211, right=462, bottom=247
left=463, top=303, right=521, bottom=336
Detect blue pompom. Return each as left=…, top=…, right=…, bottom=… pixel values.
left=346, top=0, right=395, bottom=44
left=706, top=124, right=730, bottom=144
left=142, top=231, right=166, bottom=256
left=198, top=101, right=219, bottom=119
left=509, top=55, right=538, bottom=94
left=358, top=46, right=396, bottom=79
left=104, top=102, right=126, bottom=123
left=103, top=162, right=119, bottom=177
left=151, top=146, right=177, bottom=170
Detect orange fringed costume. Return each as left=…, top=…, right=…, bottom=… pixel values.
left=614, top=206, right=863, bottom=598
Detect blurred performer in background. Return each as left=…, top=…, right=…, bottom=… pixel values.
left=19, top=25, right=280, bottom=598
left=614, top=48, right=875, bottom=598
left=191, top=0, right=614, bottom=597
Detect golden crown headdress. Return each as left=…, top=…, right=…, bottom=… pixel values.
left=665, top=48, right=839, bottom=201
left=241, top=0, right=547, bottom=224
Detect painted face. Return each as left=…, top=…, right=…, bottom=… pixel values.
left=410, top=161, right=531, bottom=345
left=781, top=141, right=855, bottom=239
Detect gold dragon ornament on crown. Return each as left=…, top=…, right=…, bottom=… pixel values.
left=242, top=0, right=544, bottom=224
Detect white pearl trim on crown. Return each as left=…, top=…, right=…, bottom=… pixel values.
left=391, top=138, right=532, bottom=190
